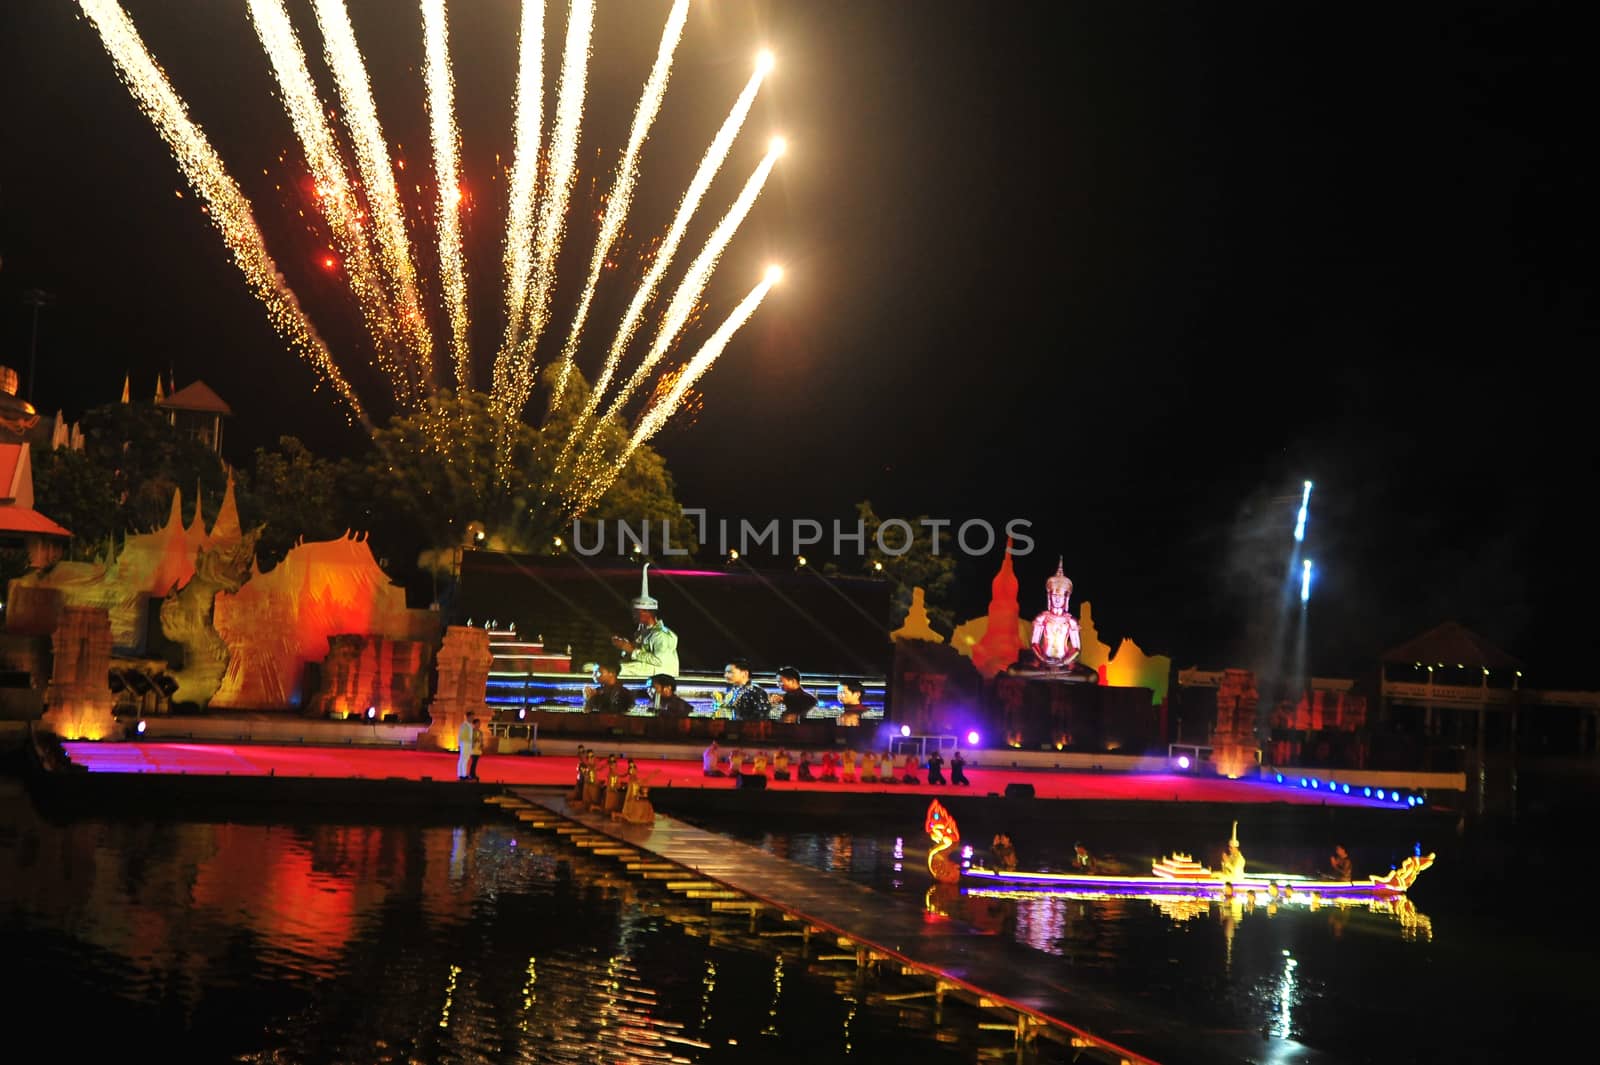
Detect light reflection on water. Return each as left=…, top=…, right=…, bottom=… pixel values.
left=0, top=786, right=1024, bottom=1065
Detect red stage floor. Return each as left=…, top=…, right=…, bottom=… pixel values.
left=62, top=741, right=1416, bottom=809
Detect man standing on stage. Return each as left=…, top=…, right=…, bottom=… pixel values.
left=613, top=563, right=681, bottom=680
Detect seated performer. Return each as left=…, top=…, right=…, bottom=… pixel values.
left=772, top=748, right=792, bottom=781
left=713, top=659, right=769, bottom=722
left=603, top=755, right=628, bottom=814
left=619, top=763, right=656, bottom=824
left=612, top=564, right=681, bottom=679
left=900, top=752, right=921, bottom=785
left=839, top=748, right=859, bottom=783
left=796, top=750, right=816, bottom=781
left=568, top=746, right=590, bottom=805
left=835, top=680, right=866, bottom=726
left=950, top=749, right=970, bottom=786
left=1328, top=844, right=1353, bottom=881
left=583, top=660, right=637, bottom=714
left=651, top=674, right=694, bottom=719
left=702, top=740, right=724, bottom=776
left=859, top=750, right=880, bottom=784
left=1073, top=841, right=1096, bottom=872
left=925, top=749, right=947, bottom=785
left=769, top=667, right=819, bottom=722
left=991, top=833, right=1018, bottom=871
left=819, top=750, right=839, bottom=782
left=752, top=750, right=769, bottom=776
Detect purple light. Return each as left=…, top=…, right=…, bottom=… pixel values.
left=966, top=730, right=980, bottom=746
left=135, top=719, right=146, bottom=735
left=900, top=724, right=911, bottom=737
left=1176, top=754, right=1191, bottom=770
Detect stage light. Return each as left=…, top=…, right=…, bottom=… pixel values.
left=728, top=549, right=740, bottom=562
left=1392, top=792, right=1402, bottom=802
left=756, top=49, right=775, bottom=75
left=517, top=708, right=527, bottom=720
left=1407, top=796, right=1416, bottom=806
left=1376, top=790, right=1385, bottom=800
left=1275, top=773, right=1283, bottom=783
left=1311, top=779, right=1319, bottom=789
left=872, top=560, right=883, bottom=572
left=1363, top=787, right=1372, bottom=797
left=1341, top=784, right=1350, bottom=794
left=1176, top=754, right=1191, bottom=770
left=769, top=135, right=787, bottom=157
left=966, top=730, right=980, bottom=746
left=900, top=724, right=911, bottom=737
left=796, top=555, right=807, bottom=567
left=553, top=536, right=563, bottom=548
left=366, top=706, right=377, bottom=720
left=1301, top=559, right=1313, bottom=603
left=135, top=719, right=147, bottom=735
left=1415, top=794, right=1425, bottom=806
left=1299, top=777, right=1308, bottom=787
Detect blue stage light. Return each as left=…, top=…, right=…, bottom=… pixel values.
left=1363, top=787, right=1372, bottom=797
left=1341, top=784, right=1350, bottom=794
left=1376, top=790, right=1385, bottom=800
left=1299, top=777, right=1308, bottom=787
left=1406, top=796, right=1416, bottom=806
left=1175, top=754, right=1191, bottom=770
left=1295, top=481, right=1312, bottom=542
left=1311, top=779, right=1319, bottom=789
left=967, top=730, right=980, bottom=746
left=900, top=724, right=911, bottom=737
left=1301, top=559, right=1313, bottom=603
left=135, top=719, right=147, bottom=735
left=1275, top=774, right=1283, bottom=783
left=1393, top=792, right=1402, bottom=802
left=1327, top=780, right=1336, bottom=791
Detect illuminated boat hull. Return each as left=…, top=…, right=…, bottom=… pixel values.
left=962, top=852, right=1433, bottom=901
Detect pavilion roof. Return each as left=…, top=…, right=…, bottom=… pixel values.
left=1381, top=621, right=1522, bottom=670
left=158, top=380, right=233, bottom=415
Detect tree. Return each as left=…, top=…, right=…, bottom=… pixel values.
left=846, top=501, right=957, bottom=633
left=235, top=436, right=358, bottom=567
left=31, top=401, right=227, bottom=559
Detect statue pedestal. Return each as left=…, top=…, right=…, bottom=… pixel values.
left=421, top=625, right=493, bottom=751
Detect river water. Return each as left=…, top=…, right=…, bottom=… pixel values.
left=1, top=776, right=1587, bottom=1063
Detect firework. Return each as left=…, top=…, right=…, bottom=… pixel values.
left=579, top=268, right=780, bottom=510
left=78, top=0, right=364, bottom=422
left=495, top=0, right=546, bottom=402
left=557, top=52, right=773, bottom=471
left=547, top=0, right=690, bottom=412
left=247, top=0, right=403, bottom=397
left=313, top=0, right=434, bottom=394
left=422, top=0, right=471, bottom=390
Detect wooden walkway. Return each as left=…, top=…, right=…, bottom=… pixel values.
left=500, top=790, right=1331, bottom=1065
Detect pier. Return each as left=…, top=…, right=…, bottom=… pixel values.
left=494, top=790, right=1331, bottom=1065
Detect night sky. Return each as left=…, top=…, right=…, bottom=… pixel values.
left=2, top=2, right=1592, bottom=682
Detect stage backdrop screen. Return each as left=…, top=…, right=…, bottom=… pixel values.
left=457, top=553, right=892, bottom=677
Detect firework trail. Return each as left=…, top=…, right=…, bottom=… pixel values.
left=421, top=0, right=471, bottom=390
left=495, top=0, right=594, bottom=428
left=247, top=0, right=403, bottom=396
left=495, top=0, right=545, bottom=401
left=77, top=0, right=365, bottom=423
left=313, top=0, right=434, bottom=393
left=547, top=0, right=689, bottom=412
left=601, top=138, right=783, bottom=426
left=580, top=269, right=779, bottom=510
left=557, top=52, right=772, bottom=471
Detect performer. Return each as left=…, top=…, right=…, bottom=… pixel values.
left=1073, top=841, right=1096, bottom=872
left=650, top=674, right=695, bottom=719
left=713, top=659, right=769, bottom=722
left=926, top=748, right=946, bottom=785
left=613, top=564, right=680, bottom=679
left=620, top=763, right=656, bottom=825
left=835, top=681, right=866, bottom=726
left=950, top=749, right=970, bottom=786
left=991, top=833, right=1018, bottom=871
left=1328, top=844, right=1353, bottom=881
left=769, top=667, right=819, bottom=722
left=583, top=660, right=638, bottom=714
left=1219, top=822, right=1247, bottom=881
left=456, top=714, right=476, bottom=780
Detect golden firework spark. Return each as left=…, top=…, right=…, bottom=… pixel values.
left=78, top=0, right=364, bottom=423
left=579, top=268, right=779, bottom=509
left=422, top=0, right=471, bottom=391
left=547, top=0, right=690, bottom=412
left=495, top=0, right=546, bottom=402
left=557, top=51, right=773, bottom=472
left=246, top=0, right=403, bottom=399
left=313, top=0, right=434, bottom=392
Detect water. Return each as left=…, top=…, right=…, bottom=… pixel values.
left=713, top=815, right=1596, bottom=1063
left=2, top=773, right=1590, bottom=1063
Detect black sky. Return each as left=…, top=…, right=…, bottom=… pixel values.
left=2, top=2, right=1594, bottom=681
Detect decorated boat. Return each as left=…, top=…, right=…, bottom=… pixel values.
left=924, top=801, right=1434, bottom=902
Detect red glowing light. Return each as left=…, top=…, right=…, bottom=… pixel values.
left=322, top=256, right=337, bottom=270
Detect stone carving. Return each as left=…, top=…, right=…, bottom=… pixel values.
left=160, top=507, right=261, bottom=708
left=41, top=606, right=117, bottom=740
left=422, top=625, right=493, bottom=751
left=210, top=532, right=415, bottom=710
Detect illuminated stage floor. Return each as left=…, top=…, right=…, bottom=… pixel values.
left=61, top=741, right=1408, bottom=808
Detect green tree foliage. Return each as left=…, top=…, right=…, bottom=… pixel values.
left=31, top=402, right=226, bottom=559
left=235, top=436, right=358, bottom=567
left=850, top=501, right=957, bottom=633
